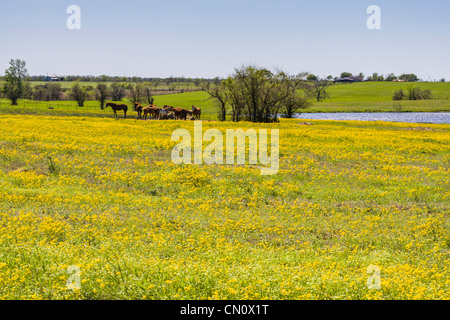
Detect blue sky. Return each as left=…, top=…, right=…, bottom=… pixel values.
left=1, top=0, right=449, bottom=79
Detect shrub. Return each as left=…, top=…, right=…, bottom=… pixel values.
left=393, top=87, right=433, bottom=101
left=393, top=89, right=406, bottom=101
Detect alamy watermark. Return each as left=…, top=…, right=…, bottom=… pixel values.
left=366, top=265, right=381, bottom=290
left=66, top=5, right=81, bottom=30
left=171, top=121, right=279, bottom=175
left=65, top=5, right=379, bottom=31
left=66, top=265, right=81, bottom=290
left=367, top=5, right=381, bottom=30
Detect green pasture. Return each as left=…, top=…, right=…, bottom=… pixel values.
left=326, top=82, right=450, bottom=102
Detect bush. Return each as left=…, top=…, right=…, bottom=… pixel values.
left=393, top=87, right=432, bottom=101
left=393, top=89, right=406, bottom=101
left=421, top=89, right=432, bottom=100
left=408, top=87, right=432, bottom=100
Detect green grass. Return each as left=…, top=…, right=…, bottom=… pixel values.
left=326, top=82, right=450, bottom=102
left=153, top=91, right=212, bottom=110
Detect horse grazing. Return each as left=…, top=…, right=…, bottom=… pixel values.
left=192, top=106, right=201, bottom=119
left=134, top=102, right=144, bottom=119
left=106, top=102, right=128, bottom=119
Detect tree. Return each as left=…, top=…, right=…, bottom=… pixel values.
left=32, top=83, right=62, bottom=101
left=340, top=72, right=352, bottom=78
left=207, top=82, right=228, bottom=121
left=385, top=73, right=397, bottom=81
left=399, top=74, right=419, bottom=82
left=393, top=89, right=406, bottom=101
left=407, top=86, right=432, bottom=100
left=213, top=77, right=221, bottom=86
left=70, top=81, right=88, bottom=107
left=326, top=75, right=333, bottom=81
left=281, top=90, right=312, bottom=118
left=110, top=82, right=127, bottom=101
left=394, top=86, right=432, bottom=101
left=207, top=65, right=310, bottom=123
left=128, top=83, right=144, bottom=104
left=96, top=84, right=109, bottom=109
left=142, top=83, right=154, bottom=105
left=2, top=59, right=29, bottom=105
left=307, top=74, right=318, bottom=81
left=302, top=80, right=331, bottom=102
left=440, top=78, right=446, bottom=83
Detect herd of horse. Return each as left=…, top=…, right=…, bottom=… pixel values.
left=105, top=102, right=201, bottom=120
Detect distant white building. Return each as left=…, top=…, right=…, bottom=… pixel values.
left=44, top=75, right=61, bottom=82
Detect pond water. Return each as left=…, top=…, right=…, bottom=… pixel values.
left=294, top=112, right=450, bottom=124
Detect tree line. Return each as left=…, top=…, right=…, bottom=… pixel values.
left=27, top=74, right=223, bottom=86
left=307, top=72, right=445, bottom=83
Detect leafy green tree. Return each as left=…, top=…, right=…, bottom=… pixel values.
left=207, top=65, right=310, bottom=122
left=281, top=90, right=312, bottom=118
left=2, top=59, right=29, bottom=105
left=385, top=73, right=397, bottom=81
left=307, top=74, right=318, bottom=81
left=110, top=83, right=127, bottom=101
left=399, top=74, right=419, bottom=82
left=340, top=72, right=352, bottom=78
left=70, top=81, right=88, bottom=107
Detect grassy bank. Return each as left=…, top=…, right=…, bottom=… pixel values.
left=0, top=115, right=448, bottom=299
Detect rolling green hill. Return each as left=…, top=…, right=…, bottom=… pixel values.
left=326, top=82, right=450, bottom=102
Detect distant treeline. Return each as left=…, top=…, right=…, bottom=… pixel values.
left=27, top=75, right=223, bottom=84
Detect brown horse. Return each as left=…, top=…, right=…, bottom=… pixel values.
left=142, top=105, right=159, bottom=120
left=174, top=108, right=188, bottom=120
left=106, top=102, right=127, bottom=119
left=142, top=105, right=157, bottom=120
left=192, top=106, right=201, bottom=119
left=134, top=102, right=144, bottom=119
left=151, top=106, right=160, bottom=119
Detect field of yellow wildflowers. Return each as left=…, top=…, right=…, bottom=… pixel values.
left=0, top=114, right=448, bottom=300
